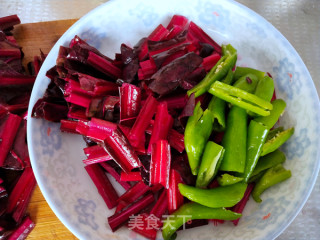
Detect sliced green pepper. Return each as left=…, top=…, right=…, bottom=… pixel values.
left=222, top=43, right=237, bottom=56
left=252, top=164, right=291, bottom=202
left=261, top=127, right=294, bottom=156
left=188, top=44, right=237, bottom=97
left=266, top=127, right=284, bottom=141
left=255, top=99, right=286, bottom=129
left=233, top=73, right=259, bottom=93
left=208, top=69, right=233, bottom=132
left=253, top=76, right=274, bottom=102
left=209, top=81, right=273, bottom=116
left=184, top=102, right=213, bottom=175
left=242, top=120, right=269, bottom=182
left=252, top=149, right=286, bottom=177
left=233, top=66, right=265, bottom=81
left=196, top=141, right=224, bottom=188
left=217, top=173, right=244, bottom=186
left=178, top=182, right=247, bottom=208
left=220, top=106, right=247, bottom=173
left=162, top=202, right=241, bottom=240
left=248, top=170, right=266, bottom=183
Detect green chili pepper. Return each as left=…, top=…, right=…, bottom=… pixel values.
left=162, top=202, right=241, bottom=240
left=184, top=102, right=213, bottom=175
left=208, top=69, right=234, bottom=132
left=253, top=76, right=274, bottom=102
left=178, top=182, right=247, bottom=208
left=233, top=73, right=259, bottom=93
left=248, top=170, right=266, bottom=183
left=252, top=164, right=291, bottom=202
left=266, top=127, right=284, bottom=141
left=233, top=66, right=265, bottom=81
left=188, top=44, right=237, bottom=98
left=251, top=149, right=286, bottom=177
left=242, top=120, right=269, bottom=182
left=261, top=127, right=294, bottom=156
left=217, top=173, right=244, bottom=186
left=255, top=99, right=286, bottom=129
left=220, top=106, right=247, bottom=173
left=222, top=44, right=237, bottom=56
left=209, top=81, right=273, bottom=116
left=196, top=141, right=224, bottom=188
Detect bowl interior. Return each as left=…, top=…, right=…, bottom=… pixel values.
left=27, top=0, right=320, bottom=239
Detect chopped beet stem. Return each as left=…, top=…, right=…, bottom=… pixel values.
left=150, top=140, right=171, bottom=189
left=85, top=164, right=119, bottom=209
left=108, top=193, right=155, bottom=232
left=0, top=113, right=22, bottom=167
left=147, top=102, right=173, bottom=154
left=7, top=216, right=35, bottom=240
left=150, top=189, right=168, bottom=218
left=129, top=94, right=158, bottom=148
left=100, top=162, right=131, bottom=191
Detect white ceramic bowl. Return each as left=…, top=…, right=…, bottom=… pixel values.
left=27, top=0, right=320, bottom=239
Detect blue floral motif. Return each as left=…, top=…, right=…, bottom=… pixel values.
left=273, top=58, right=302, bottom=99
left=75, top=198, right=98, bottom=230
left=39, top=121, right=61, bottom=156
left=128, top=3, right=158, bottom=27
left=196, top=1, right=230, bottom=31
left=246, top=22, right=267, bottom=38
left=283, top=128, right=311, bottom=159
left=79, top=28, right=107, bottom=49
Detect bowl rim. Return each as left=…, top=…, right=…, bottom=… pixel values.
left=27, top=0, right=320, bottom=239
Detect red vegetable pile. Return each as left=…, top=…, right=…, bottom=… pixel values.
left=31, top=15, right=228, bottom=239
left=0, top=14, right=47, bottom=239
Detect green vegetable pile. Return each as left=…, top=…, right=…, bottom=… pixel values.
left=163, top=44, right=294, bottom=240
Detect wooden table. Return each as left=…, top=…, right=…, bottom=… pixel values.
left=13, top=19, right=78, bottom=240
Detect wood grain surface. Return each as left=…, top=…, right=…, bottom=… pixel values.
left=13, top=19, right=78, bottom=240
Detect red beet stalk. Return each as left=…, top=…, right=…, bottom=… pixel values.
left=119, top=83, right=141, bottom=121
left=202, top=53, right=221, bottom=72
left=188, top=21, right=222, bottom=54
left=12, top=175, right=36, bottom=223
left=93, top=82, right=119, bottom=96
left=150, top=189, right=168, bottom=219
left=150, top=140, right=171, bottom=189
left=6, top=167, right=34, bottom=213
left=120, top=171, right=142, bottom=182
left=167, top=169, right=184, bottom=214
left=7, top=216, right=35, bottom=240
left=87, top=51, right=121, bottom=79
left=0, top=113, right=22, bottom=167
left=147, top=102, right=173, bottom=153
left=68, top=105, right=87, bottom=121
left=85, top=164, right=119, bottom=209
left=0, top=14, right=20, bottom=31
left=149, top=24, right=169, bottom=41
left=129, top=94, right=158, bottom=148
left=166, top=15, right=189, bottom=31
left=118, top=181, right=150, bottom=204
left=232, top=183, right=255, bottom=226
left=0, top=49, right=21, bottom=58
left=85, top=118, right=117, bottom=141
left=103, top=125, right=142, bottom=173
left=139, top=59, right=157, bottom=79
left=0, top=76, right=36, bottom=87
left=100, top=162, right=131, bottom=191
left=65, top=91, right=92, bottom=109
left=167, top=129, right=185, bottom=153
left=108, top=193, right=155, bottom=232
left=60, top=119, right=79, bottom=134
